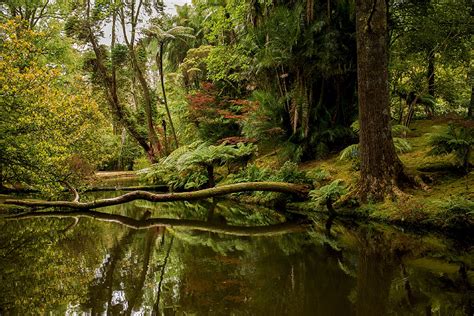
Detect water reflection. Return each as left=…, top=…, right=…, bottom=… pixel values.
left=0, top=200, right=473, bottom=315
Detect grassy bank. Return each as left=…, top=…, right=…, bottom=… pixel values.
left=286, top=118, right=473, bottom=232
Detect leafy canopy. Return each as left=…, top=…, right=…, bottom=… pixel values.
left=0, top=19, right=111, bottom=192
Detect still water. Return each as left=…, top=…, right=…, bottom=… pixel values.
left=0, top=194, right=473, bottom=315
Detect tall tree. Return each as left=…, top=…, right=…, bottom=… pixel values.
left=356, top=0, right=405, bottom=201
left=65, top=0, right=164, bottom=162
left=145, top=18, right=195, bottom=151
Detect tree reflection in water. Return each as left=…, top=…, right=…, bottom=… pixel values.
left=0, top=203, right=473, bottom=315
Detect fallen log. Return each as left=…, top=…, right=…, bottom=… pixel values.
left=4, top=182, right=310, bottom=210
left=2, top=210, right=308, bottom=236
left=84, top=185, right=168, bottom=192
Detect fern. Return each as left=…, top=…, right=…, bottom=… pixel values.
left=428, top=124, right=473, bottom=170
left=350, top=121, right=411, bottom=138
left=339, top=138, right=412, bottom=161
left=310, top=179, right=347, bottom=213
left=391, top=124, right=411, bottom=137
left=141, top=142, right=256, bottom=190
left=339, top=144, right=359, bottom=161
left=393, top=137, right=412, bottom=153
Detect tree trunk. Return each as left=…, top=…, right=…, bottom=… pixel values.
left=468, top=85, right=473, bottom=119
left=86, top=4, right=157, bottom=162
left=427, top=49, right=435, bottom=98
left=206, top=164, right=215, bottom=188
left=426, top=49, right=435, bottom=117
left=5, top=182, right=310, bottom=210
left=158, top=43, right=180, bottom=150
left=356, top=0, right=405, bottom=201
left=119, top=4, right=162, bottom=160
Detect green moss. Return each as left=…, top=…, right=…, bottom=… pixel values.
left=256, top=118, right=473, bottom=230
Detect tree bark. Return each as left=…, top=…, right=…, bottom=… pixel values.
left=356, top=0, right=405, bottom=201
left=5, top=182, right=310, bottom=210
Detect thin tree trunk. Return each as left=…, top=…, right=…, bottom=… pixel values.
left=158, top=43, right=179, bottom=150
left=206, top=164, right=215, bottom=188
left=119, top=4, right=162, bottom=159
left=356, top=0, right=405, bottom=201
left=468, top=85, right=473, bottom=119
left=152, top=234, right=174, bottom=315
left=86, top=1, right=156, bottom=161
left=426, top=49, right=435, bottom=117
left=427, top=50, right=435, bottom=98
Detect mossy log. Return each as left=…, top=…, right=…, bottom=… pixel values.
left=4, top=182, right=310, bottom=210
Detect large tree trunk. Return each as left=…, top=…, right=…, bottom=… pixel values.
left=356, top=0, right=405, bottom=201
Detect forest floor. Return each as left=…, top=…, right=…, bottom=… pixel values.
left=288, top=118, right=473, bottom=232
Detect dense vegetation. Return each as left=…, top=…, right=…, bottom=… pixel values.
left=0, top=0, right=472, bottom=221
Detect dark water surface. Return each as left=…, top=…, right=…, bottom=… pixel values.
left=0, top=194, right=473, bottom=315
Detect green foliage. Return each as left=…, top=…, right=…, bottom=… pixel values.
left=391, top=124, right=411, bottom=137
left=111, top=44, right=129, bottom=66
left=434, top=197, right=474, bottom=229
left=306, top=168, right=331, bottom=185
left=339, top=138, right=412, bottom=162
left=393, top=137, right=413, bottom=154
left=224, top=161, right=311, bottom=203
left=140, top=142, right=205, bottom=190
left=0, top=19, right=111, bottom=192
left=428, top=124, right=473, bottom=170
left=389, top=0, right=471, bottom=113
left=141, top=142, right=255, bottom=190
left=310, top=180, right=347, bottom=206
left=178, top=141, right=255, bottom=169
left=226, top=161, right=310, bottom=185
left=339, top=144, right=360, bottom=162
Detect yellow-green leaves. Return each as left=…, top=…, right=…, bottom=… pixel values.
left=1, top=19, right=111, bottom=192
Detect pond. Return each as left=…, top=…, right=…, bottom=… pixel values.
left=0, top=193, right=473, bottom=315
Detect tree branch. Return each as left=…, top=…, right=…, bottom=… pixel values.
left=5, top=182, right=310, bottom=210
